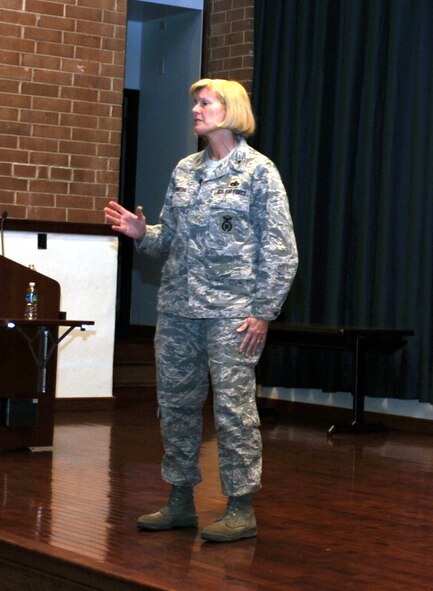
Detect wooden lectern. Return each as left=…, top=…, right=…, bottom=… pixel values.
left=0, top=255, right=93, bottom=450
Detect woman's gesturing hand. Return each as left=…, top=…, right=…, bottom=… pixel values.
left=104, top=201, right=147, bottom=241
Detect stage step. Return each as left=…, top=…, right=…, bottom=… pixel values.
left=113, top=335, right=156, bottom=404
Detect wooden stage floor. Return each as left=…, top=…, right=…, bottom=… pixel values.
left=1, top=400, right=433, bottom=590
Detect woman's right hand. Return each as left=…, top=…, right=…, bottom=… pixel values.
left=104, top=201, right=147, bottom=240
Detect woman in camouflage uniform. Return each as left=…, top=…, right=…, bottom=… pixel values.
left=105, top=79, right=298, bottom=542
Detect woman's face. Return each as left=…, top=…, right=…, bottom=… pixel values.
left=192, top=87, right=226, bottom=137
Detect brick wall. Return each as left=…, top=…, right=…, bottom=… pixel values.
left=204, top=0, right=254, bottom=93
left=0, top=0, right=127, bottom=223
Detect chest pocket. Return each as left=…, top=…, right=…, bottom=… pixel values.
left=208, top=189, right=251, bottom=247
left=172, top=187, right=191, bottom=209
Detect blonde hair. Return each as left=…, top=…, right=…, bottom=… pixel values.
left=190, top=78, right=256, bottom=137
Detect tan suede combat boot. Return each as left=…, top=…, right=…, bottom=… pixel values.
left=137, top=485, right=198, bottom=531
left=200, top=494, right=257, bottom=542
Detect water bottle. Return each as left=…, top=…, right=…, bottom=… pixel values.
left=24, top=282, right=38, bottom=319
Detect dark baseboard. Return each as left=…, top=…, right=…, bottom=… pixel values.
left=7, top=218, right=114, bottom=236
left=55, top=397, right=116, bottom=412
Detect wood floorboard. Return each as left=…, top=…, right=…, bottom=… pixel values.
left=1, top=400, right=433, bottom=590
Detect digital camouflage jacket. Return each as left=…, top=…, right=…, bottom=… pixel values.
left=136, top=138, right=298, bottom=320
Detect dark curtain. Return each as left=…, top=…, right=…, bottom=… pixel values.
left=253, top=0, right=433, bottom=401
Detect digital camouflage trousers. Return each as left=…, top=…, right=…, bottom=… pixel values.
left=154, top=312, right=263, bottom=497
